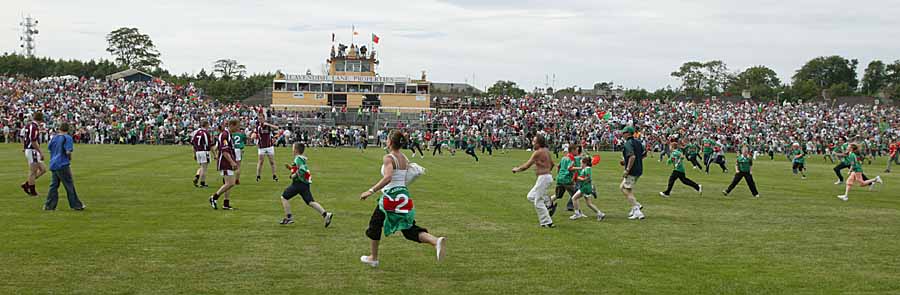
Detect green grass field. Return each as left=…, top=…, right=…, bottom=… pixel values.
left=2, top=144, right=899, bottom=294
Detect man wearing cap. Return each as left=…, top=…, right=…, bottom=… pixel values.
left=619, top=126, right=645, bottom=220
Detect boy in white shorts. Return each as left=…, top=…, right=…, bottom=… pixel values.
left=21, top=112, right=47, bottom=196
left=191, top=121, right=212, bottom=188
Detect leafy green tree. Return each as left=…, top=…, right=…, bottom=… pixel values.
left=792, top=56, right=859, bottom=95
left=729, top=66, right=781, bottom=100
left=860, top=60, right=888, bottom=95
left=671, top=60, right=732, bottom=97
left=786, top=80, right=819, bottom=101
left=213, top=59, right=247, bottom=80
left=624, top=88, right=649, bottom=100
left=106, top=27, right=162, bottom=70
left=487, top=80, right=526, bottom=97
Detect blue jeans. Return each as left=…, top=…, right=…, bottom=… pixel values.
left=44, top=166, right=83, bottom=210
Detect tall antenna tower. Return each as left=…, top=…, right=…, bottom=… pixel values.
left=19, top=15, right=39, bottom=57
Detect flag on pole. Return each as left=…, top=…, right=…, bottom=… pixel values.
left=372, top=33, right=380, bottom=44
left=352, top=25, right=358, bottom=35
left=331, top=33, right=335, bottom=42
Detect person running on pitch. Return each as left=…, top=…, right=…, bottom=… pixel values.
left=685, top=140, right=702, bottom=170
left=21, top=112, right=47, bottom=196
left=512, top=135, right=556, bottom=228
left=431, top=131, right=443, bottom=156
left=660, top=140, right=702, bottom=198
left=278, top=143, right=334, bottom=227
left=837, top=143, right=883, bottom=201
left=701, top=137, right=715, bottom=173
left=464, top=138, right=479, bottom=162
left=209, top=120, right=240, bottom=210
left=549, top=144, right=581, bottom=215
left=620, top=126, right=645, bottom=220
left=885, top=141, right=898, bottom=173
left=832, top=138, right=851, bottom=184
left=791, top=142, right=807, bottom=179
left=408, top=131, right=425, bottom=158
left=569, top=156, right=605, bottom=221
left=706, top=141, right=727, bottom=174
left=359, top=130, right=447, bottom=267
left=723, top=146, right=760, bottom=198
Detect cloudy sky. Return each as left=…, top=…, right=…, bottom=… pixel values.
left=3, top=0, right=899, bottom=90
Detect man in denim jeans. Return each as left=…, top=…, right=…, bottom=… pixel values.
left=43, top=122, right=85, bottom=211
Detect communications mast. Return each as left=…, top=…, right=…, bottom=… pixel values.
left=19, top=15, right=39, bottom=57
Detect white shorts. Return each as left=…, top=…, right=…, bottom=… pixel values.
left=235, top=148, right=243, bottom=162
left=196, top=151, right=211, bottom=164
left=258, top=146, right=275, bottom=156
left=25, top=149, right=43, bottom=164
left=220, top=170, right=235, bottom=176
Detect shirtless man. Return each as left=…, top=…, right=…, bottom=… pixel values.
left=512, top=135, right=556, bottom=228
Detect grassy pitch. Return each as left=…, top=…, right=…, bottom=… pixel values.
left=1, top=144, right=899, bottom=294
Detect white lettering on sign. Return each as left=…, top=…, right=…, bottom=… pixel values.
left=282, top=74, right=410, bottom=84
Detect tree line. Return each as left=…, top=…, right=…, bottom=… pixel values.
left=663, top=56, right=900, bottom=101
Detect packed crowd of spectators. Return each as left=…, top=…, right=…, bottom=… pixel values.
left=425, top=96, right=899, bottom=156
left=2, top=76, right=897, bottom=157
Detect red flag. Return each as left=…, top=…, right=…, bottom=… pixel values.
left=372, top=33, right=380, bottom=44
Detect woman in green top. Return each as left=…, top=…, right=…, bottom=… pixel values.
left=837, top=144, right=883, bottom=201
left=569, top=156, right=605, bottom=221
left=723, top=146, right=759, bottom=198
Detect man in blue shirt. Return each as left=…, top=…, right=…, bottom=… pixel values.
left=43, top=122, right=85, bottom=211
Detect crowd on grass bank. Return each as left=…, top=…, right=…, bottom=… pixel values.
left=2, top=76, right=898, bottom=157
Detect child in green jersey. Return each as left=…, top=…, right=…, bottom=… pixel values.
left=660, top=141, right=702, bottom=198
left=279, top=143, right=334, bottom=227
left=569, top=157, right=605, bottom=221
left=723, top=146, right=759, bottom=198
left=791, top=143, right=807, bottom=179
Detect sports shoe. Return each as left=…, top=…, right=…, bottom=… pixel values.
left=628, top=208, right=645, bottom=220
left=193, top=178, right=199, bottom=187
left=596, top=212, right=606, bottom=221
left=659, top=192, right=670, bottom=198
left=256, top=176, right=261, bottom=182
left=436, top=237, right=447, bottom=262
left=753, top=194, right=760, bottom=198
left=801, top=176, right=807, bottom=180
left=279, top=218, right=294, bottom=225
left=222, top=206, right=235, bottom=210
left=569, top=211, right=585, bottom=220
left=547, top=202, right=558, bottom=217
left=20, top=183, right=30, bottom=195
left=837, top=195, right=848, bottom=201
left=876, top=176, right=883, bottom=184
left=209, top=197, right=218, bottom=210
left=324, top=212, right=334, bottom=228
left=698, top=185, right=703, bottom=196
left=360, top=256, right=379, bottom=268
left=199, top=184, right=209, bottom=188
left=834, top=180, right=843, bottom=185
left=273, top=175, right=279, bottom=182
left=541, top=223, right=556, bottom=228
left=722, top=190, right=729, bottom=197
